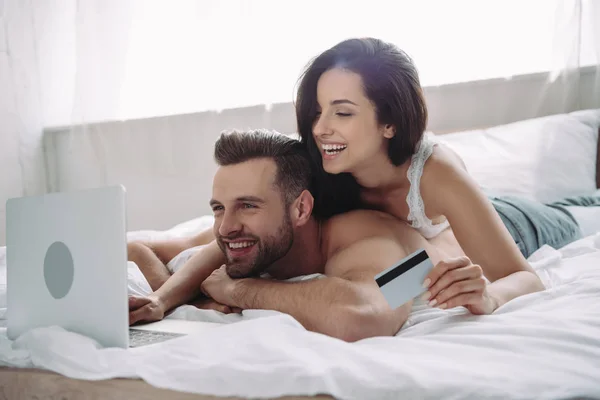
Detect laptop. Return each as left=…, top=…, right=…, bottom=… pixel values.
left=5, top=185, right=219, bottom=348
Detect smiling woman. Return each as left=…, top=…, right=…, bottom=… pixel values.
left=296, top=38, right=427, bottom=219
left=294, top=37, right=600, bottom=316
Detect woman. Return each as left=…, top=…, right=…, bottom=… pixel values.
left=295, top=37, right=599, bottom=315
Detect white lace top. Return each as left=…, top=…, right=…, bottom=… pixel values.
left=406, top=132, right=450, bottom=239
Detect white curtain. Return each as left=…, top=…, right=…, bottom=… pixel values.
left=55, top=0, right=600, bottom=124
left=537, top=0, right=600, bottom=114
left=0, top=0, right=599, bottom=243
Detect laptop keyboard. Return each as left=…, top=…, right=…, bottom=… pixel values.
left=129, top=329, right=185, bottom=348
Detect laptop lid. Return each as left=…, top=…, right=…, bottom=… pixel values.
left=6, top=185, right=129, bottom=348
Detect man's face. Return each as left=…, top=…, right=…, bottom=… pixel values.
left=210, top=158, right=294, bottom=278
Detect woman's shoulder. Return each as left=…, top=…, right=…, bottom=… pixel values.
left=420, top=135, right=470, bottom=210
left=422, top=134, right=468, bottom=181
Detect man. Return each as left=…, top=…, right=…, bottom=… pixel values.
left=129, top=129, right=442, bottom=342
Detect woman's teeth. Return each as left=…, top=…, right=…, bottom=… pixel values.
left=228, top=241, right=255, bottom=249
left=322, top=144, right=347, bottom=155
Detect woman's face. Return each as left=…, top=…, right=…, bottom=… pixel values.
left=313, top=68, right=394, bottom=175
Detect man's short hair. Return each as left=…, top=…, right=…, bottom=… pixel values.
left=214, top=129, right=312, bottom=207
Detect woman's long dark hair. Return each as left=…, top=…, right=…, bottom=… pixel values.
left=295, top=37, right=428, bottom=219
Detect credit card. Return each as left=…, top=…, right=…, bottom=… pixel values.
left=375, top=249, right=433, bottom=309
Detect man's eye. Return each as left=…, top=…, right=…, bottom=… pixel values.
left=243, top=203, right=256, bottom=209
left=336, top=112, right=352, bottom=117
left=212, top=206, right=224, bottom=212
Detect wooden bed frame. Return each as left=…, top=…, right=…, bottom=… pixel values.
left=1, top=127, right=599, bottom=400
left=0, top=368, right=332, bottom=399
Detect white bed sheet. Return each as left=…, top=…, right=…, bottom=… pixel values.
left=0, top=231, right=599, bottom=399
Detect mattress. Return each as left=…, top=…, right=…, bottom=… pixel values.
left=0, top=231, right=599, bottom=399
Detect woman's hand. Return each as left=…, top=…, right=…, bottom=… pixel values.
left=421, top=256, right=498, bottom=315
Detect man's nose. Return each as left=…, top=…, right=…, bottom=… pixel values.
left=218, top=211, right=242, bottom=237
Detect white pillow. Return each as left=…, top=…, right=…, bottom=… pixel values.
left=436, top=109, right=600, bottom=203
left=127, top=215, right=214, bottom=242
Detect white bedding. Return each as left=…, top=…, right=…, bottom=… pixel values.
left=0, top=228, right=600, bottom=399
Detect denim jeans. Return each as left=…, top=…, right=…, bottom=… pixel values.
left=490, top=195, right=600, bottom=259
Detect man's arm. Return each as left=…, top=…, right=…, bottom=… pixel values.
left=129, top=227, right=215, bottom=266
left=129, top=240, right=226, bottom=324
left=127, top=228, right=215, bottom=291
left=205, top=234, right=419, bottom=342
left=153, top=240, right=225, bottom=311
left=127, top=242, right=172, bottom=291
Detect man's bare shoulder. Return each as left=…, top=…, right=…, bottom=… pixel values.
left=321, top=209, right=409, bottom=256
left=319, top=210, right=420, bottom=281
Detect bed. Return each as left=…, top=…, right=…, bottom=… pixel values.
left=0, top=109, right=599, bottom=400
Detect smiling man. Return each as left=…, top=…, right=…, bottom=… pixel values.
left=129, top=129, right=442, bottom=342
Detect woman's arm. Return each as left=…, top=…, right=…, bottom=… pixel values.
left=420, top=147, right=545, bottom=311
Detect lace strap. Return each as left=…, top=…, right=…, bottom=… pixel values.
left=406, top=134, right=437, bottom=229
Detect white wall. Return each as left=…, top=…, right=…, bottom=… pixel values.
left=44, top=104, right=295, bottom=235
left=42, top=68, right=599, bottom=236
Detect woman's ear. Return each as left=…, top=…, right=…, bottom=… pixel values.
left=383, top=124, right=396, bottom=139
left=290, top=190, right=314, bottom=227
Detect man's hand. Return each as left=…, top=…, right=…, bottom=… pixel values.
left=200, top=265, right=238, bottom=307
left=189, top=296, right=242, bottom=314
left=129, top=295, right=166, bottom=325
left=422, top=256, right=498, bottom=315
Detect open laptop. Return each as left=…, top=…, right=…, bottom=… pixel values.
left=5, top=185, right=219, bottom=348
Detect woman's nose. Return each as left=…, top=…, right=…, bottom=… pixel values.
left=313, top=114, right=331, bottom=137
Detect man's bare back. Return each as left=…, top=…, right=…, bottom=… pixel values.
left=316, top=209, right=441, bottom=337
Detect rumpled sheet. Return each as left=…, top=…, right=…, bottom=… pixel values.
left=0, top=234, right=599, bottom=399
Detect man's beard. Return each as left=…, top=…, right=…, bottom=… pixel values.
left=218, top=214, right=294, bottom=279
